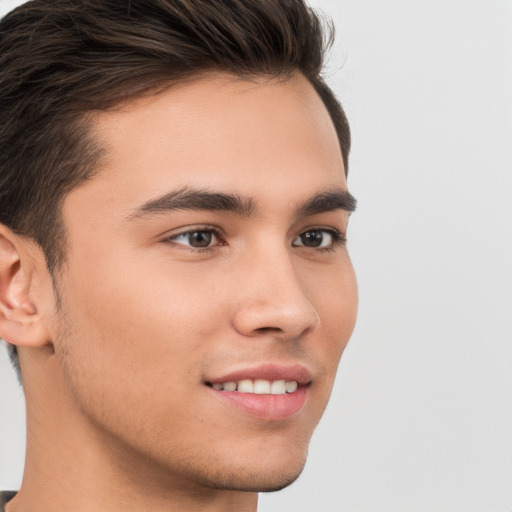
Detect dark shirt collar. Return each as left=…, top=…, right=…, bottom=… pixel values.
left=0, top=491, right=17, bottom=512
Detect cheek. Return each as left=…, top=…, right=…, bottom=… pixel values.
left=67, top=248, right=223, bottom=333
left=53, top=263, right=224, bottom=457
left=306, top=254, right=358, bottom=337
left=54, top=256, right=224, bottom=403
left=306, top=256, right=358, bottom=383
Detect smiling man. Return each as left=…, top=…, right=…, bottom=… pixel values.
left=0, top=1, right=357, bottom=511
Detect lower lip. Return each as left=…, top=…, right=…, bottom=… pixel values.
left=207, top=385, right=308, bottom=421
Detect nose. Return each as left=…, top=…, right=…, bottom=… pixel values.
left=231, top=246, right=320, bottom=340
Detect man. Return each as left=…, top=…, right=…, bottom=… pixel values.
left=0, top=0, right=357, bottom=510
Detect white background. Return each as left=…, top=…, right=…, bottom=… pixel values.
left=1, top=1, right=511, bottom=511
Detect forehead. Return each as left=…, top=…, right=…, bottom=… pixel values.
left=67, top=72, right=347, bottom=220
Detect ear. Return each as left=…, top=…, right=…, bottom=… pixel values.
left=0, top=225, right=51, bottom=348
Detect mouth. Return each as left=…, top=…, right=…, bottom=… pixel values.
left=204, top=364, right=312, bottom=420
left=206, top=378, right=300, bottom=395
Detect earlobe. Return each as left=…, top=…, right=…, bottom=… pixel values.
left=0, top=227, right=51, bottom=348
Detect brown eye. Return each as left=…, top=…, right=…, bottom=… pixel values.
left=299, top=230, right=324, bottom=247
left=169, top=230, right=218, bottom=248
left=292, top=229, right=341, bottom=249
left=188, top=231, right=212, bottom=247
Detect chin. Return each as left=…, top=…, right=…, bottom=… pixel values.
left=243, top=468, right=306, bottom=493
left=194, top=448, right=309, bottom=493
left=206, top=465, right=306, bottom=493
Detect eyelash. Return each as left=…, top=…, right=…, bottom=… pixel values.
left=166, top=225, right=225, bottom=253
left=165, top=226, right=346, bottom=253
left=292, top=229, right=347, bottom=252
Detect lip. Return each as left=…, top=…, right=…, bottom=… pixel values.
left=205, top=363, right=313, bottom=386
left=204, top=363, right=312, bottom=421
left=208, top=386, right=308, bottom=421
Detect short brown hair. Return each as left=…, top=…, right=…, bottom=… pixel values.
left=0, top=0, right=351, bottom=376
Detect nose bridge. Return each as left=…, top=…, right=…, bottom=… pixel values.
left=231, top=240, right=319, bottom=339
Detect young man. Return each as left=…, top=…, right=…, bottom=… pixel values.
left=0, top=1, right=357, bottom=511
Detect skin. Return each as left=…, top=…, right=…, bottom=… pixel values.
left=0, top=72, right=357, bottom=512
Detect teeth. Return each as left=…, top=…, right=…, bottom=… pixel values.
left=211, top=379, right=299, bottom=395
left=237, top=379, right=254, bottom=393
left=286, top=381, right=298, bottom=393
left=253, top=379, right=270, bottom=394
left=223, top=381, right=237, bottom=392
left=270, top=379, right=286, bottom=394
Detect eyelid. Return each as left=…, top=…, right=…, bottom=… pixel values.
left=163, top=224, right=224, bottom=238
left=160, top=224, right=346, bottom=253
left=163, top=225, right=226, bottom=250
left=292, top=227, right=346, bottom=249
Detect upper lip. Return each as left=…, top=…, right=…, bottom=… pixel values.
left=205, top=363, right=313, bottom=385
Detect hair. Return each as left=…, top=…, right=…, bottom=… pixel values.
left=0, top=0, right=351, bottom=380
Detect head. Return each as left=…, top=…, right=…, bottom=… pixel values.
left=0, top=0, right=356, bottom=495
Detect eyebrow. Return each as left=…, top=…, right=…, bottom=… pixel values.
left=127, top=186, right=356, bottom=220
left=127, top=186, right=256, bottom=219
left=296, top=190, right=357, bottom=217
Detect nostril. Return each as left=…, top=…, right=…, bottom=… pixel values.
left=254, top=326, right=283, bottom=334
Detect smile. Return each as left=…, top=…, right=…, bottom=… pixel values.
left=204, top=364, right=312, bottom=420
left=209, top=379, right=298, bottom=395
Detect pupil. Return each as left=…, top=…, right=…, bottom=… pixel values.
left=190, top=231, right=212, bottom=247
left=302, top=231, right=322, bottom=247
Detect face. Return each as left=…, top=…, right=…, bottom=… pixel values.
left=50, top=73, right=357, bottom=492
